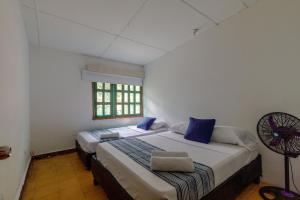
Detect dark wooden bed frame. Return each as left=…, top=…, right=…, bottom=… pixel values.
left=75, top=140, right=94, bottom=169
left=91, top=154, right=262, bottom=200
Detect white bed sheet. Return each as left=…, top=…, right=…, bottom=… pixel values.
left=96, top=131, right=258, bottom=200
left=77, top=126, right=167, bottom=153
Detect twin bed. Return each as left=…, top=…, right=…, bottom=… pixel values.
left=76, top=125, right=168, bottom=168
left=90, top=130, right=262, bottom=200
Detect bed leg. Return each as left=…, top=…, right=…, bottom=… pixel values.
left=93, top=178, right=99, bottom=186
left=85, top=164, right=91, bottom=170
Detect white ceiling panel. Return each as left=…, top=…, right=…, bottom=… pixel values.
left=39, top=13, right=115, bottom=57
left=19, top=0, right=35, bottom=8
left=20, top=0, right=258, bottom=65
left=37, top=0, right=145, bottom=34
left=242, top=0, right=257, bottom=7
left=185, top=0, right=245, bottom=23
left=103, top=37, right=166, bottom=65
left=122, top=0, right=214, bottom=51
left=21, top=6, right=39, bottom=45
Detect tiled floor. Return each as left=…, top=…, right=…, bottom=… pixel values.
left=21, top=153, right=265, bottom=200
left=21, top=153, right=108, bottom=200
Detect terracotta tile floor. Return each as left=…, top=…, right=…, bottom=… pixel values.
left=21, top=153, right=265, bottom=200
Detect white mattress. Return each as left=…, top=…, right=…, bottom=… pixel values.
left=96, top=131, right=258, bottom=200
left=77, top=126, right=167, bottom=153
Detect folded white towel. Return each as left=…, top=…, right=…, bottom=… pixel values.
left=100, top=132, right=119, bottom=139
left=150, top=156, right=195, bottom=172
left=151, top=150, right=189, bottom=157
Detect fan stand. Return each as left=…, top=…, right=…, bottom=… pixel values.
left=259, top=156, right=300, bottom=200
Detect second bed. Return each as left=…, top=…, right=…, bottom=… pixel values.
left=76, top=125, right=168, bottom=169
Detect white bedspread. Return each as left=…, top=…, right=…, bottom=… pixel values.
left=77, top=126, right=167, bottom=153
left=96, top=131, right=258, bottom=200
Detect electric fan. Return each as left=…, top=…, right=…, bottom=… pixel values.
left=257, top=112, right=300, bottom=200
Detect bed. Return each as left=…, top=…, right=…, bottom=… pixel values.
left=76, top=125, right=168, bottom=169
left=91, top=131, right=262, bottom=200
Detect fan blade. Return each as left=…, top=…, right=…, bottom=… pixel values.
left=289, top=130, right=300, bottom=137
left=268, top=115, right=278, bottom=131
left=269, top=138, right=281, bottom=146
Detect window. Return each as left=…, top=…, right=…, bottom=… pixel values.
left=92, top=82, right=143, bottom=119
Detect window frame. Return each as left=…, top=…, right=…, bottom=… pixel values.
left=92, top=82, right=114, bottom=119
left=92, top=82, right=143, bottom=120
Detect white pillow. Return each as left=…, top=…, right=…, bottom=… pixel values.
left=150, top=121, right=168, bottom=130
left=211, top=126, right=258, bottom=151
left=169, top=122, right=188, bottom=134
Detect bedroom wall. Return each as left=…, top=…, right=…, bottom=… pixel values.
left=144, top=0, right=300, bottom=191
left=29, top=45, right=143, bottom=155
left=0, top=0, right=31, bottom=199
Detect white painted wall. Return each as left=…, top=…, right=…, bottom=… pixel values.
left=0, top=0, right=31, bottom=199
left=144, top=0, right=300, bottom=191
left=29, top=46, right=143, bottom=155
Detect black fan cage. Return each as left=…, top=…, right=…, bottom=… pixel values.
left=257, top=112, right=300, bottom=156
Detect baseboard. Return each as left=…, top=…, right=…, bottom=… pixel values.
left=32, top=148, right=76, bottom=160
left=15, top=157, right=32, bottom=200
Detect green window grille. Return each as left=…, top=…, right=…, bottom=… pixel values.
left=92, top=82, right=143, bottom=119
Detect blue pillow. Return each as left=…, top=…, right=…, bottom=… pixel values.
left=137, top=117, right=156, bottom=130
left=184, top=117, right=216, bottom=144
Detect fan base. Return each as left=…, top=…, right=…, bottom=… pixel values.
left=260, top=186, right=300, bottom=200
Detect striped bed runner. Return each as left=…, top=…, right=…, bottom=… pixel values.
left=108, top=138, right=215, bottom=200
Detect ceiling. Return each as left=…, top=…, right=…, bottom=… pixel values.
left=20, top=0, right=257, bottom=65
